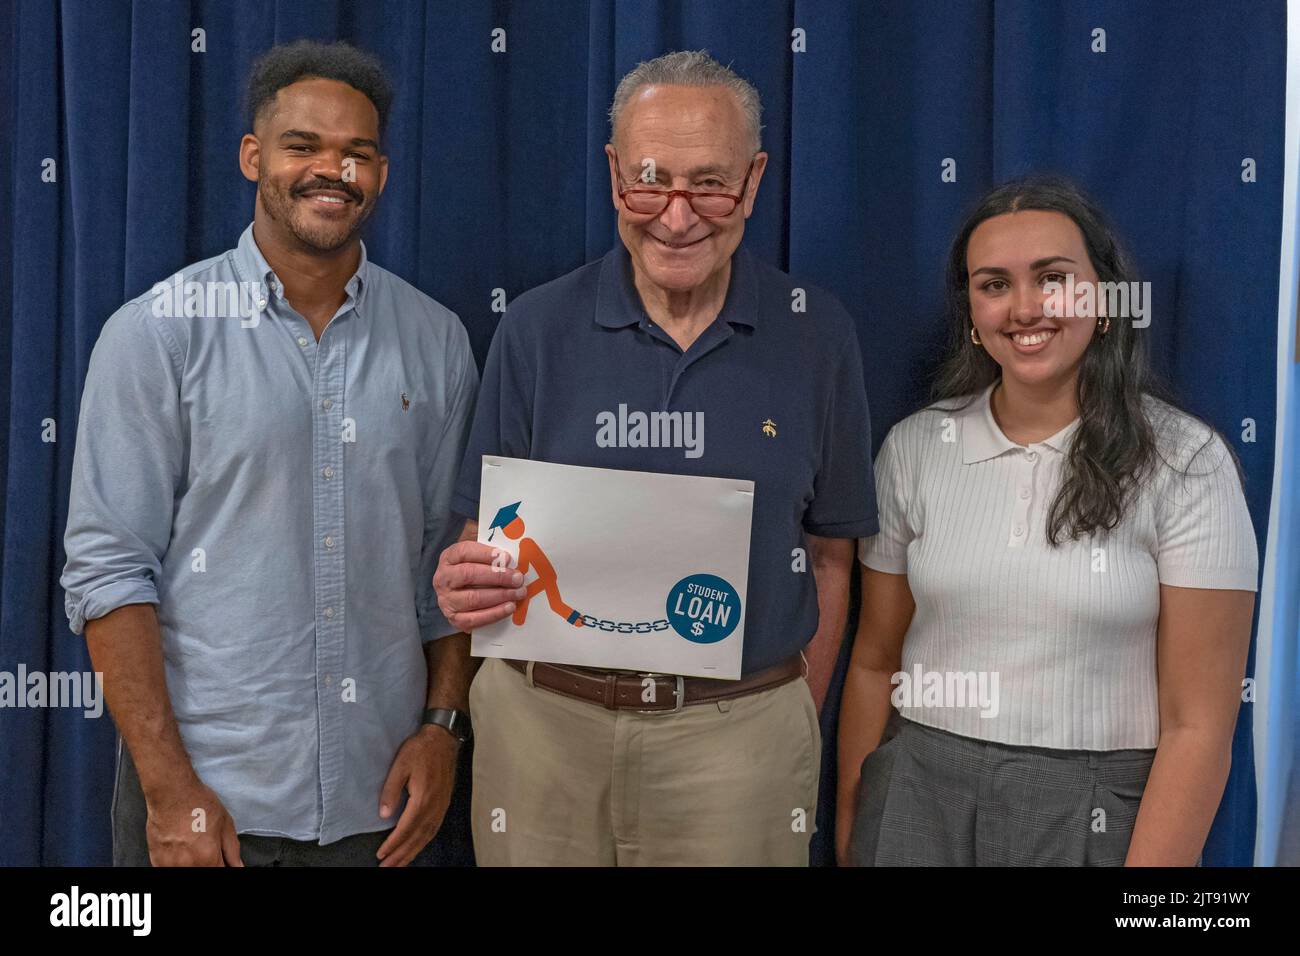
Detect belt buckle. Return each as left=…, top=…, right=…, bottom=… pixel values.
left=634, top=672, right=685, bottom=714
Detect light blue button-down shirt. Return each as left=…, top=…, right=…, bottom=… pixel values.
left=61, top=223, right=478, bottom=844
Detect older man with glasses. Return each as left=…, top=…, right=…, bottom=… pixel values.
left=433, top=50, right=877, bottom=866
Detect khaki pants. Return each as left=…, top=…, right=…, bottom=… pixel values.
left=468, top=656, right=821, bottom=866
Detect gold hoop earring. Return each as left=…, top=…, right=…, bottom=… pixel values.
left=970, top=326, right=982, bottom=346
left=1098, top=317, right=1111, bottom=336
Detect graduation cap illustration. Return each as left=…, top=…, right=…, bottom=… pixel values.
left=487, top=501, right=523, bottom=541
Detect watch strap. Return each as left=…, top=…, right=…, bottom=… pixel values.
left=422, top=707, right=471, bottom=743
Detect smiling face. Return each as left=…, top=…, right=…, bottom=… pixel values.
left=966, top=209, right=1101, bottom=390
left=240, top=76, right=388, bottom=253
left=605, top=84, right=767, bottom=294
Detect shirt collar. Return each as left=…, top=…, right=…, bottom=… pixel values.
left=959, top=382, right=1081, bottom=464
left=594, top=241, right=759, bottom=331
left=232, top=222, right=370, bottom=308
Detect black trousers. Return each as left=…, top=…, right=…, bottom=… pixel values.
left=111, top=736, right=391, bottom=867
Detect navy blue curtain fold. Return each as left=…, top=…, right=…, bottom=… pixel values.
left=0, top=0, right=1285, bottom=865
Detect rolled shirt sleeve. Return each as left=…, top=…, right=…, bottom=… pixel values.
left=416, top=330, right=481, bottom=642
left=61, top=303, right=186, bottom=634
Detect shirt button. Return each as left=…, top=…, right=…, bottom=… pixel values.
left=321, top=398, right=333, bottom=410
left=322, top=466, right=334, bottom=480
left=323, top=607, right=334, bottom=619
left=297, top=336, right=309, bottom=347
left=324, top=675, right=333, bottom=686
left=1013, top=525, right=1025, bottom=537
left=256, top=299, right=267, bottom=309
left=324, top=535, right=335, bottom=549
left=1026, top=451, right=1038, bottom=462
left=1019, top=487, right=1031, bottom=499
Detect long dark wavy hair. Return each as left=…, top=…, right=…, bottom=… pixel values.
left=932, top=175, right=1218, bottom=545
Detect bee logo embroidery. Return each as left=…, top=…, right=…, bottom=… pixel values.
left=761, top=418, right=777, bottom=438
left=401, top=392, right=410, bottom=411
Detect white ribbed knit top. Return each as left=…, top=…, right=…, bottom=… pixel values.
left=858, top=384, right=1258, bottom=750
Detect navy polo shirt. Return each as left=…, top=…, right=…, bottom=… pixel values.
left=452, top=242, right=877, bottom=675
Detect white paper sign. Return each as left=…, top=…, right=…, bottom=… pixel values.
left=472, top=455, right=754, bottom=679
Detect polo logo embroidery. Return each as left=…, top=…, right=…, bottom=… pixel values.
left=762, top=418, right=777, bottom=438
left=401, top=392, right=410, bottom=411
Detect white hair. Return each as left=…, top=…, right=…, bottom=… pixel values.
left=608, top=50, right=762, bottom=154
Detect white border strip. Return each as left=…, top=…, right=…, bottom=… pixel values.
left=1254, top=0, right=1300, bottom=868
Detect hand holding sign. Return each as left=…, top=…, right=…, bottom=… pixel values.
left=432, top=536, right=527, bottom=633
left=485, top=501, right=586, bottom=628
left=472, top=456, right=754, bottom=679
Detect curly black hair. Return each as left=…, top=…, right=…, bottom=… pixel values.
left=245, top=40, right=393, bottom=135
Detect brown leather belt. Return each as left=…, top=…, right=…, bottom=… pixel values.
left=504, top=655, right=806, bottom=712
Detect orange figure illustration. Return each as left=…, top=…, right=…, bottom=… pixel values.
left=487, top=502, right=585, bottom=628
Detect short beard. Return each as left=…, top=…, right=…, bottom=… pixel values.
left=258, top=172, right=375, bottom=253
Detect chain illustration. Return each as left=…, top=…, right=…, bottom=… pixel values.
left=579, top=616, right=670, bottom=634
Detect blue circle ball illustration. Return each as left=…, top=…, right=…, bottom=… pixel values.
left=666, top=574, right=742, bottom=644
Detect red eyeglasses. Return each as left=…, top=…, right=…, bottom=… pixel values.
left=614, top=151, right=755, bottom=219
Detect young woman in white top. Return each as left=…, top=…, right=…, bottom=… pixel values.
left=837, top=176, right=1258, bottom=866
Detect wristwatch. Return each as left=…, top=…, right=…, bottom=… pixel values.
left=422, top=707, right=472, bottom=744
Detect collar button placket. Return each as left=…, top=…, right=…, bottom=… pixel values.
left=312, top=325, right=348, bottom=836
left=1008, top=451, right=1036, bottom=548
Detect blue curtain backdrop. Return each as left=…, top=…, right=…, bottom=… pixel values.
left=0, top=0, right=1287, bottom=866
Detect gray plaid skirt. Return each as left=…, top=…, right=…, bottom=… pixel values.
left=847, top=713, right=1157, bottom=866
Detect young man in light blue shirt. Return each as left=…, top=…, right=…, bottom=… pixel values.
left=61, top=40, right=478, bottom=867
